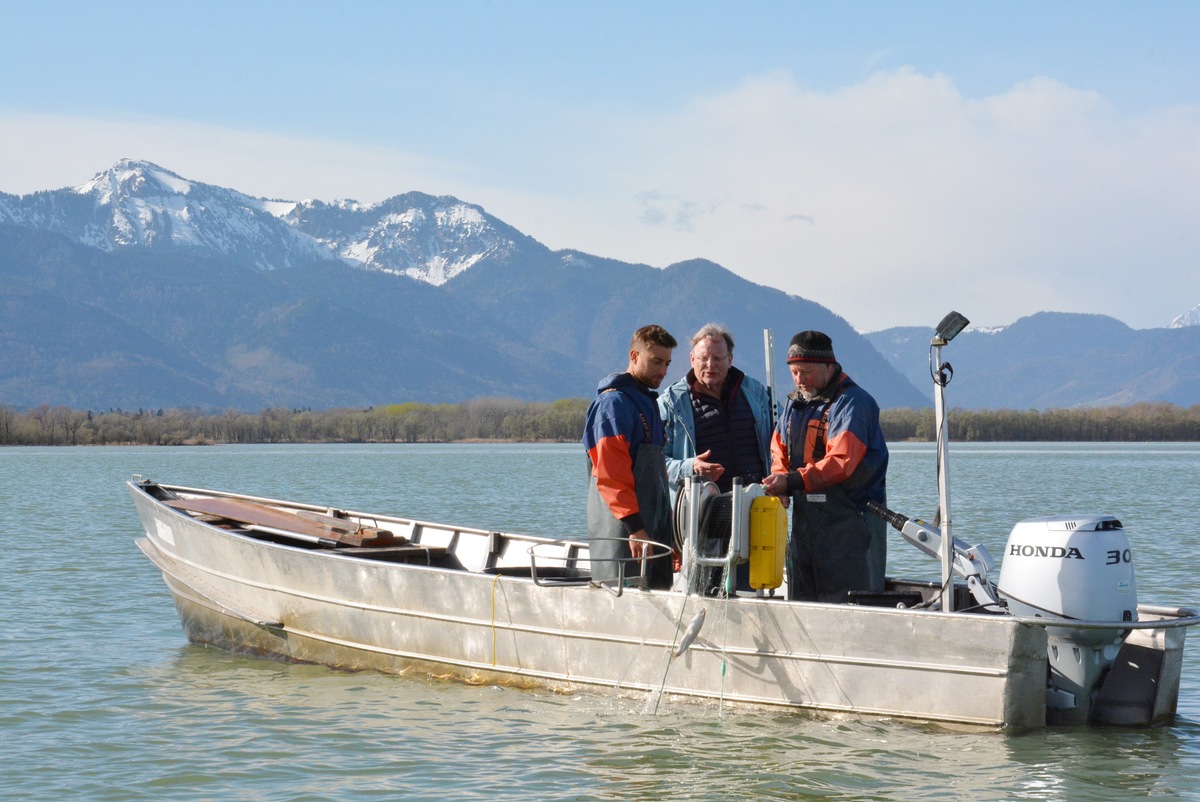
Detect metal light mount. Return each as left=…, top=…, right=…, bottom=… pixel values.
left=931, top=311, right=969, bottom=612
left=933, top=310, right=970, bottom=345
left=931, top=310, right=969, bottom=388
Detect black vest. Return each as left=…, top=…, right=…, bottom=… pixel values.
left=690, top=371, right=764, bottom=492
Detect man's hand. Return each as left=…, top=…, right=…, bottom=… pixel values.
left=762, top=472, right=788, bottom=496
left=762, top=472, right=793, bottom=509
left=692, top=449, right=725, bottom=482
left=628, top=529, right=650, bottom=559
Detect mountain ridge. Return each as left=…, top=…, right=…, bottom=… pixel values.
left=1, top=160, right=1196, bottom=412
left=866, top=312, right=1200, bottom=409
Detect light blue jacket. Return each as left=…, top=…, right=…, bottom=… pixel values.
left=656, top=367, right=775, bottom=502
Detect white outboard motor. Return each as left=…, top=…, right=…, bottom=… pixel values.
left=997, top=515, right=1137, bottom=725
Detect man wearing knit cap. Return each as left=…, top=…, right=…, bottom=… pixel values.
left=762, top=331, right=889, bottom=602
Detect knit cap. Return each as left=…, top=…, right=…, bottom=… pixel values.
left=785, top=331, right=836, bottom=364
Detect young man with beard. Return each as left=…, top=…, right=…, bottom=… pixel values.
left=583, top=324, right=678, bottom=589
left=762, top=331, right=889, bottom=602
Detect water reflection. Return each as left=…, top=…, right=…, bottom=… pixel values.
left=117, top=644, right=1200, bottom=801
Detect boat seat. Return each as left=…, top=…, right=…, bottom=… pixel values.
left=482, top=565, right=592, bottom=585
left=344, top=544, right=457, bottom=567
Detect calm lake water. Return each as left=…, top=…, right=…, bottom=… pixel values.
left=3, top=442, right=1199, bottom=801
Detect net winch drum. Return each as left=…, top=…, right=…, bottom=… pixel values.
left=674, top=481, right=786, bottom=591
left=672, top=479, right=721, bottom=552
left=997, top=514, right=1138, bottom=723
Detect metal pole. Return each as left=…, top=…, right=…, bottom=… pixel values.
left=727, top=477, right=744, bottom=595
left=933, top=340, right=955, bottom=612
left=763, top=329, right=777, bottom=424
left=762, top=329, right=779, bottom=599
left=687, top=475, right=703, bottom=596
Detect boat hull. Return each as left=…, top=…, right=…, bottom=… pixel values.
left=132, top=481, right=1059, bottom=729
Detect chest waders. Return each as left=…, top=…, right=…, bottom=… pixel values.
left=785, top=393, right=885, bottom=602
left=587, top=440, right=674, bottom=590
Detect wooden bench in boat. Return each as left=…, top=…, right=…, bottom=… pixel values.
left=166, top=496, right=403, bottom=548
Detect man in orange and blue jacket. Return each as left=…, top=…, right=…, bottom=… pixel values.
left=583, top=324, right=678, bottom=589
left=763, top=330, right=889, bottom=602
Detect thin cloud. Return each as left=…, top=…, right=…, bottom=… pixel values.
left=0, top=112, right=469, bottom=204
left=784, top=213, right=815, bottom=225
left=565, top=69, right=1200, bottom=329
left=3, top=67, right=1198, bottom=331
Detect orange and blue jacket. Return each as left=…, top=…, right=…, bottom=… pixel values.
left=770, top=372, right=888, bottom=509
left=583, top=372, right=664, bottom=534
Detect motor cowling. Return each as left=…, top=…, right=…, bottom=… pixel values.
left=998, top=515, right=1137, bottom=633
left=997, top=515, right=1138, bottom=724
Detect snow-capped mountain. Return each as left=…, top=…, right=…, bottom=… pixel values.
left=1169, top=303, right=1200, bottom=328
left=2, top=159, right=1196, bottom=412
left=282, top=193, right=524, bottom=285
left=0, top=160, right=332, bottom=270
left=0, top=159, right=522, bottom=281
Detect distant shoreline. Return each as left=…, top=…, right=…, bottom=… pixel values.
left=3, top=400, right=1198, bottom=446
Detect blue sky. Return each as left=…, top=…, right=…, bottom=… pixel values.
left=2, top=0, right=1197, bottom=331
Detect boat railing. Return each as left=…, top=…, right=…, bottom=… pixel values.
left=1007, top=605, right=1200, bottom=631
left=528, top=537, right=673, bottom=595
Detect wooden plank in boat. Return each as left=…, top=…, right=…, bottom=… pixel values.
left=165, top=497, right=401, bottom=547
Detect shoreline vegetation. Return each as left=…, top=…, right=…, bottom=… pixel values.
left=2, top=399, right=1199, bottom=447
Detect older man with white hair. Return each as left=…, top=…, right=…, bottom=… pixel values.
left=658, top=323, right=774, bottom=498
left=658, top=323, right=775, bottom=593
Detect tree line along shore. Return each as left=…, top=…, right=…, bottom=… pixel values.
left=3, top=399, right=1199, bottom=447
